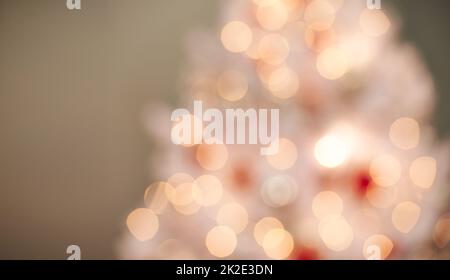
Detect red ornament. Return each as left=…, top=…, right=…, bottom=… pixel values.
left=292, top=247, right=320, bottom=260
left=354, top=170, right=372, bottom=197
left=230, top=162, right=254, bottom=190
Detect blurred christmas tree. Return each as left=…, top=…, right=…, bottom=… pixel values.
left=119, top=0, right=450, bottom=259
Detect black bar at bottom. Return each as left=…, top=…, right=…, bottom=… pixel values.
left=0, top=260, right=447, bottom=278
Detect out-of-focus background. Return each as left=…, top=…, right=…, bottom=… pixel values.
left=0, top=0, right=448, bottom=259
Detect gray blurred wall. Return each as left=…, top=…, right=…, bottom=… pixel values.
left=0, top=0, right=216, bottom=259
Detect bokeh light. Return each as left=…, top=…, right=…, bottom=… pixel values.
left=370, top=154, right=402, bottom=187
left=256, top=1, right=288, bottom=31
left=433, top=214, right=450, bottom=249
left=304, top=0, right=336, bottom=31
left=144, top=181, right=172, bottom=214
left=359, top=9, right=391, bottom=37
left=262, top=228, right=294, bottom=259
left=257, top=34, right=290, bottom=65
left=170, top=182, right=195, bottom=206
left=319, top=215, right=354, bottom=252
left=166, top=172, right=194, bottom=200
left=173, top=200, right=202, bottom=215
left=196, top=143, right=228, bottom=171
left=254, top=217, right=284, bottom=246
left=217, top=70, right=248, bottom=102
left=221, top=21, right=253, bottom=53
left=366, top=185, right=398, bottom=208
left=261, top=175, right=298, bottom=207
left=192, top=175, right=223, bottom=206
left=409, top=156, right=437, bottom=189
left=389, top=117, right=420, bottom=150
left=316, top=47, right=349, bottom=80
left=266, top=138, right=298, bottom=170
left=167, top=172, right=194, bottom=186
left=266, top=66, right=299, bottom=99
left=304, top=27, right=337, bottom=52
left=216, top=203, right=249, bottom=233
left=391, top=201, right=421, bottom=233
left=363, top=234, right=394, bottom=260
left=126, top=208, right=159, bottom=241
left=169, top=181, right=202, bottom=215
left=314, top=134, right=348, bottom=168
left=312, top=191, right=343, bottom=220
left=206, top=226, right=237, bottom=258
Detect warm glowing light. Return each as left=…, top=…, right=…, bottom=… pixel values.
left=266, top=138, right=298, bottom=170
left=304, top=27, right=336, bottom=52
left=166, top=173, right=194, bottom=200
left=192, top=175, right=223, bottom=206
left=366, top=185, right=397, bottom=208
left=170, top=182, right=195, bottom=206
left=316, top=47, right=349, bottom=80
left=433, top=214, right=450, bottom=249
left=216, top=203, right=249, bottom=233
left=363, top=235, right=394, bottom=260
left=369, top=154, right=402, bottom=187
left=245, top=28, right=265, bottom=59
left=312, top=191, right=343, bottom=220
left=196, top=143, right=228, bottom=171
left=173, top=201, right=201, bottom=215
left=339, top=34, right=376, bottom=69
left=409, top=156, right=437, bottom=189
left=168, top=172, right=194, bottom=186
left=359, top=9, right=391, bottom=37
left=391, top=201, right=421, bottom=233
left=258, top=34, right=290, bottom=65
left=126, top=208, right=159, bottom=241
left=254, top=217, right=284, bottom=246
left=262, top=228, right=294, bottom=259
left=304, top=0, right=336, bottom=31
left=256, top=61, right=277, bottom=84
left=256, top=2, right=288, bottom=31
left=167, top=174, right=201, bottom=215
left=326, top=122, right=362, bottom=156
left=319, top=215, right=354, bottom=252
left=144, top=181, right=172, bottom=214
left=389, top=118, right=420, bottom=150
left=261, top=175, right=298, bottom=207
left=217, top=70, right=248, bottom=101
left=266, top=66, right=299, bottom=99
left=206, top=226, right=237, bottom=258
left=221, top=21, right=253, bottom=53
left=314, top=134, right=348, bottom=168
